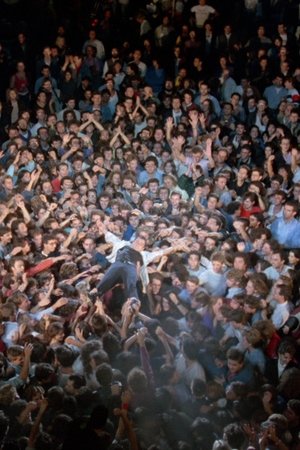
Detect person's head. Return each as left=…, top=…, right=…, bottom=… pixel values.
left=223, top=423, right=246, bottom=449
left=278, top=339, right=296, bottom=366
left=225, top=381, right=247, bottom=401
left=226, top=348, right=244, bottom=374
left=0, top=385, right=17, bottom=406
left=42, top=234, right=58, bottom=254
left=283, top=201, right=298, bottom=221
left=214, top=174, right=228, bottom=191
left=207, top=215, right=223, bottom=232
left=288, top=249, right=300, bottom=267
left=0, top=227, right=12, bottom=246
left=47, top=322, right=65, bottom=344
left=188, top=251, right=200, bottom=270
left=82, top=236, right=96, bottom=254
left=233, top=252, right=249, bottom=272
left=211, top=253, right=225, bottom=274
left=10, top=257, right=25, bottom=278
left=132, top=235, right=146, bottom=252
left=207, top=194, right=219, bottom=210
left=271, top=249, right=286, bottom=270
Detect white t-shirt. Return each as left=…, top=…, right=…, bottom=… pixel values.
left=191, top=4, right=215, bottom=27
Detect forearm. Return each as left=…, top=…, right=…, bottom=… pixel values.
left=79, top=119, right=92, bottom=132
left=20, top=355, right=30, bottom=381
left=61, top=148, right=76, bottom=161
left=91, top=118, right=104, bottom=132
left=257, top=195, right=266, bottom=211
left=145, top=288, right=155, bottom=315
left=119, top=130, right=130, bottom=145
left=120, top=413, right=139, bottom=450
left=267, top=161, right=274, bottom=178
left=239, top=227, right=250, bottom=242
left=28, top=408, right=46, bottom=447
left=193, top=196, right=204, bottom=213
left=110, top=131, right=120, bottom=148
left=123, top=334, right=137, bottom=351
left=159, top=335, right=174, bottom=363
left=36, top=211, right=51, bottom=227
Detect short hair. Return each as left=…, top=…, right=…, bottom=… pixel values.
left=145, top=156, right=158, bottom=167
left=68, top=374, right=86, bottom=390
left=223, top=423, right=246, bottom=448
left=226, top=348, right=244, bottom=363
left=55, top=346, right=76, bottom=367
left=278, top=339, right=296, bottom=356
left=95, top=362, right=113, bottom=386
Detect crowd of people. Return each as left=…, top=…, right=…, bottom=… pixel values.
left=0, top=0, right=299, bottom=449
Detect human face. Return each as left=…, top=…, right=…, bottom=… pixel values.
left=44, top=239, right=58, bottom=254
left=288, top=251, right=299, bottom=267
left=32, top=233, right=43, bottom=248
left=1, top=232, right=12, bottom=245
left=186, top=281, right=198, bottom=294
left=207, top=218, right=219, bottom=232
left=227, top=359, right=243, bottom=374
left=59, top=165, right=68, bottom=178
left=238, top=168, right=248, bottom=181
left=12, top=260, right=25, bottom=277
left=281, top=138, right=290, bottom=153
left=145, top=160, right=157, bottom=175
left=212, top=260, right=223, bottom=273
left=217, top=150, right=227, bottom=164
left=246, top=280, right=255, bottom=296
left=271, top=253, right=284, bottom=270
left=212, top=298, right=223, bottom=315
left=87, top=191, right=97, bottom=204
left=4, top=178, right=14, bottom=191
left=42, top=182, right=53, bottom=196
left=83, top=238, right=95, bottom=254
left=283, top=204, right=296, bottom=221
left=64, top=379, right=76, bottom=395
left=170, top=194, right=181, bottom=207
left=234, top=257, right=246, bottom=272
left=262, top=242, right=272, bottom=256
left=132, top=237, right=146, bottom=252
left=129, top=215, right=139, bottom=229
left=243, top=197, right=254, bottom=210
left=207, top=197, right=218, bottom=210
left=216, top=177, right=227, bottom=190
left=17, top=223, right=28, bottom=238
left=151, top=279, right=162, bottom=295
left=62, top=180, right=74, bottom=191
left=20, top=296, right=31, bottom=311
left=278, top=352, right=293, bottom=366
left=159, top=189, right=169, bottom=202
left=274, top=194, right=284, bottom=206
left=188, top=254, right=200, bottom=270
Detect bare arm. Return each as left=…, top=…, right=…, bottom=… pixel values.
left=28, top=399, right=48, bottom=448
left=155, top=326, right=174, bottom=364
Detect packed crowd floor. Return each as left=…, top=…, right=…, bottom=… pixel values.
left=0, top=0, right=299, bottom=449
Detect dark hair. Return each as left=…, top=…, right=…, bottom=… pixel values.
left=55, top=346, right=76, bottom=367
left=226, top=348, right=244, bottom=363
left=223, top=423, right=246, bottom=448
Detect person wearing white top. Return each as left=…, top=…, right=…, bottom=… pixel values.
left=191, top=0, right=216, bottom=28
left=82, top=30, right=105, bottom=60
left=271, top=286, right=292, bottom=330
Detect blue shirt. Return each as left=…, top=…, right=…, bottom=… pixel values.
left=270, top=217, right=300, bottom=248
left=138, top=169, right=163, bottom=186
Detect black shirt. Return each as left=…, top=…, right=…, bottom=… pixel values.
left=115, top=245, right=143, bottom=266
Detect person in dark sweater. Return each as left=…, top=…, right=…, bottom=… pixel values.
left=97, top=235, right=145, bottom=300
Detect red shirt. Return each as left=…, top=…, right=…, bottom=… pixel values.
left=240, top=205, right=262, bottom=218
left=51, top=177, right=61, bottom=193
